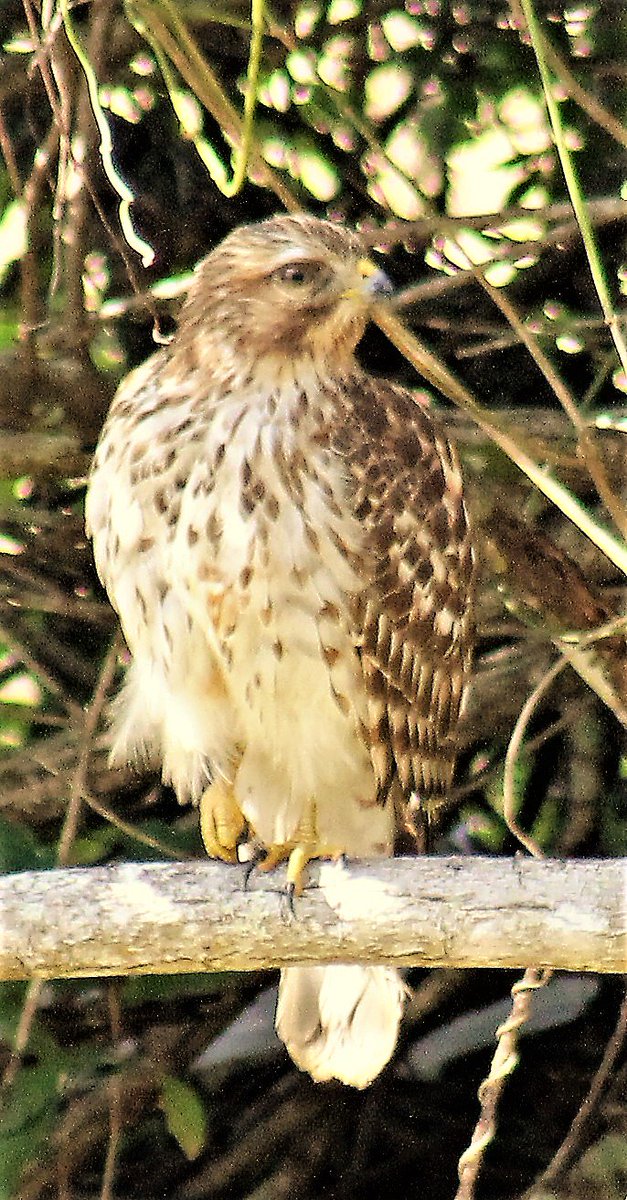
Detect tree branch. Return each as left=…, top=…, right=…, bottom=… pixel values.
left=0, top=857, right=624, bottom=981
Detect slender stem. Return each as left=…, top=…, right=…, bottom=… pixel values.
left=518, top=0, right=627, bottom=376
left=502, top=657, right=568, bottom=857
left=374, top=306, right=627, bottom=578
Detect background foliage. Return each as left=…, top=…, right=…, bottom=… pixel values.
left=0, top=1, right=625, bottom=1197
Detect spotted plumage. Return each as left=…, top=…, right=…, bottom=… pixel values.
left=86, top=214, right=474, bottom=1088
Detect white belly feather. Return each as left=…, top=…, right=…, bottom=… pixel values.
left=88, top=375, right=393, bottom=857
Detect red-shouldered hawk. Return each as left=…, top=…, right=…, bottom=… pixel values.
left=86, top=215, right=474, bottom=1088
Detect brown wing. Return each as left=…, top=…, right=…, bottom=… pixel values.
left=333, top=374, right=475, bottom=812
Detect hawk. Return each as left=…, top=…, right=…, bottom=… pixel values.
left=86, top=215, right=474, bottom=1088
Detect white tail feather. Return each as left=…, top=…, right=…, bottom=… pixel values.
left=276, top=964, right=405, bottom=1088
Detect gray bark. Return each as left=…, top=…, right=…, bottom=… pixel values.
left=0, top=856, right=624, bottom=980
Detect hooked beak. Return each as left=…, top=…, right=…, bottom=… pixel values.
left=340, top=257, right=394, bottom=301
left=358, top=257, right=395, bottom=299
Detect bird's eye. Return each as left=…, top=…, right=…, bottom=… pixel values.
left=274, top=262, right=317, bottom=286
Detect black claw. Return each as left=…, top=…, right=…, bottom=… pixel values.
left=242, top=846, right=266, bottom=890
left=285, top=881, right=297, bottom=917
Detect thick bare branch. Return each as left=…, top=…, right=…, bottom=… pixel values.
left=0, top=856, right=624, bottom=981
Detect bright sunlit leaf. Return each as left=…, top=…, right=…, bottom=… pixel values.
left=382, top=11, right=423, bottom=50
left=171, top=90, right=203, bottom=138
left=365, top=65, right=412, bottom=121
left=0, top=674, right=41, bottom=706
left=327, top=0, right=360, bottom=23
left=0, top=534, right=23, bottom=556
left=296, top=147, right=340, bottom=200
left=100, top=85, right=144, bottom=125
left=556, top=333, right=584, bottom=353
left=366, top=159, right=423, bottom=218
left=611, top=368, right=627, bottom=394
left=484, top=261, right=518, bottom=286
left=0, top=201, right=27, bottom=287
left=294, top=0, right=321, bottom=38
left=286, top=49, right=317, bottom=85
left=500, top=88, right=551, bottom=155
left=318, top=37, right=352, bottom=90
left=261, top=69, right=291, bottom=112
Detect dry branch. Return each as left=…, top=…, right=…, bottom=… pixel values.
left=0, top=856, right=624, bottom=981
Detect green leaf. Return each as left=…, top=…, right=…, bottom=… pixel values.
left=0, top=1058, right=60, bottom=1198
left=578, top=1132, right=627, bottom=1194
left=0, top=818, right=55, bottom=874
left=122, top=971, right=236, bottom=1005
left=159, top=1075, right=208, bottom=1161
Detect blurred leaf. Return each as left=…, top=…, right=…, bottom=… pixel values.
left=0, top=981, right=31, bottom=1038
left=0, top=315, right=18, bottom=349
left=0, top=996, right=106, bottom=1197
left=457, top=804, right=506, bottom=852
left=0, top=817, right=55, bottom=874
left=160, top=1075, right=208, bottom=1161
left=530, top=794, right=561, bottom=851
left=122, top=971, right=238, bottom=1005
left=0, top=201, right=26, bottom=286
left=69, top=823, right=124, bottom=865
left=0, top=1057, right=60, bottom=1198
left=600, top=786, right=627, bottom=855
left=577, top=1132, right=627, bottom=1195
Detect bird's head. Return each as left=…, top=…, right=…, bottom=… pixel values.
left=176, top=215, right=392, bottom=380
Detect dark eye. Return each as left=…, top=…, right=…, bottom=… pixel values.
left=274, top=262, right=317, bottom=286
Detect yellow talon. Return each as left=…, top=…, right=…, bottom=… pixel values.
left=256, top=804, right=343, bottom=897
left=257, top=845, right=289, bottom=874
left=256, top=842, right=314, bottom=900
left=199, top=778, right=246, bottom=863
left=286, top=845, right=312, bottom=897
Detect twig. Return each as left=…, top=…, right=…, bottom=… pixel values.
left=127, top=0, right=299, bottom=211
left=502, top=657, right=568, bottom=858
left=455, top=314, right=608, bottom=359
left=367, top=198, right=627, bottom=245
left=2, top=636, right=121, bottom=1101
left=19, top=118, right=60, bottom=337
left=373, top=304, right=627, bottom=578
left=57, top=633, right=121, bottom=864
left=0, top=105, right=22, bottom=194
left=450, top=707, right=580, bottom=803
left=83, top=787, right=192, bottom=860
left=516, top=0, right=627, bottom=376
left=0, top=617, right=83, bottom=719
left=530, top=18, right=627, bottom=151
left=60, top=0, right=155, bottom=267
left=437, top=231, right=627, bottom=542
left=101, top=986, right=123, bottom=1200
left=524, top=986, right=627, bottom=1195
left=455, top=968, right=552, bottom=1200
left=62, top=0, right=118, bottom=326
left=22, top=0, right=162, bottom=331
left=0, top=979, right=45, bottom=1096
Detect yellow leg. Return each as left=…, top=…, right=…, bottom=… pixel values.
left=256, top=844, right=289, bottom=873
left=257, top=803, right=343, bottom=897
left=199, top=778, right=246, bottom=863
left=286, top=845, right=312, bottom=897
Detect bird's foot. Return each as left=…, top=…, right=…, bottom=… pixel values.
left=254, top=843, right=317, bottom=915
left=257, top=805, right=343, bottom=911
left=199, top=778, right=246, bottom=863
